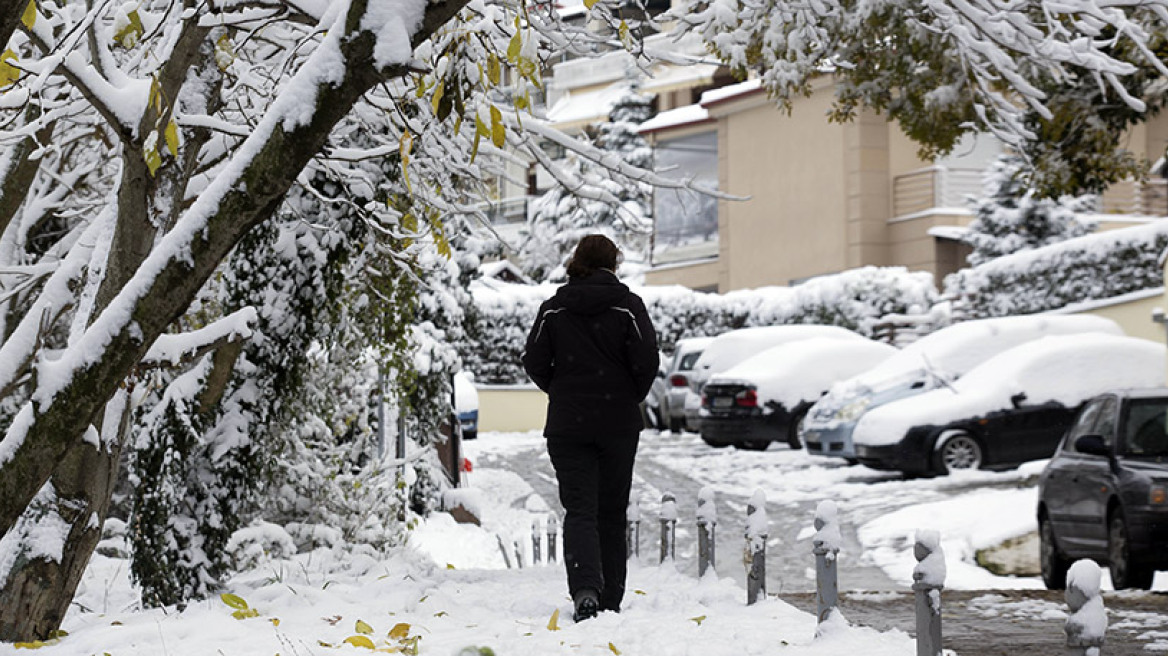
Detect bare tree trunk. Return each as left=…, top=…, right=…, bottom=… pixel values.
left=0, top=0, right=25, bottom=52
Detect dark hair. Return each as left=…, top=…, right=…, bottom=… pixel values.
left=566, top=234, right=620, bottom=278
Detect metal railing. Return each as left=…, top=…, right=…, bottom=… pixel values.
left=892, top=166, right=983, bottom=218
left=1099, top=178, right=1168, bottom=216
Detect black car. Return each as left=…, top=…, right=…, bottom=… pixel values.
left=700, top=381, right=807, bottom=450
left=854, top=397, right=1076, bottom=475
left=1038, top=389, right=1168, bottom=590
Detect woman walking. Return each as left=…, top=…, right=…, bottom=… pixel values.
left=522, top=234, right=659, bottom=622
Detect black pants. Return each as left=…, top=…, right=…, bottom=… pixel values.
left=546, top=432, right=639, bottom=612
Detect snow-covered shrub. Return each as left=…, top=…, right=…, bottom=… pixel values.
left=462, top=267, right=938, bottom=384
left=945, top=219, right=1168, bottom=318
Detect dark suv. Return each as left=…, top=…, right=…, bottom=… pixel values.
left=1037, top=389, right=1168, bottom=590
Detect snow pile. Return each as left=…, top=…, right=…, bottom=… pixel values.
left=1065, top=560, right=1108, bottom=652
left=944, top=218, right=1168, bottom=318
left=853, top=334, right=1165, bottom=447
left=694, top=326, right=865, bottom=389
left=812, top=500, right=842, bottom=558
left=463, top=266, right=936, bottom=384
left=709, top=337, right=896, bottom=408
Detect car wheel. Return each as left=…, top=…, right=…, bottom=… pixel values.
left=934, top=431, right=983, bottom=474
left=1039, top=516, right=1069, bottom=589
left=1108, top=511, right=1155, bottom=590
left=735, top=440, right=770, bottom=451
left=786, top=409, right=806, bottom=450
left=701, top=437, right=730, bottom=448
left=844, top=458, right=860, bottom=466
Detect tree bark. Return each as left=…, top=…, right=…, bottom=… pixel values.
left=0, top=0, right=25, bottom=52
left=0, top=0, right=471, bottom=641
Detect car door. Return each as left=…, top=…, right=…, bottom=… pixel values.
left=1014, top=404, right=1077, bottom=465
left=1043, top=398, right=1106, bottom=555
left=1067, top=395, right=1119, bottom=556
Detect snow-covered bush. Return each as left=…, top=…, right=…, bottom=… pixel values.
left=463, top=267, right=938, bottom=384
left=945, top=219, right=1168, bottom=318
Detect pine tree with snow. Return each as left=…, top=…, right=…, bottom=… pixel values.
left=963, top=156, right=1096, bottom=266
left=518, top=87, right=654, bottom=281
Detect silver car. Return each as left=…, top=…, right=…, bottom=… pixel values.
left=659, top=337, right=714, bottom=433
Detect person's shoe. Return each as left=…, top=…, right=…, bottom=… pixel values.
left=572, top=588, right=600, bottom=622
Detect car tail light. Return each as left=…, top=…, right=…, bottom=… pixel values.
left=735, top=388, right=758, bottom=408
left=701, top=393, right=709, bottom=407
left=670, top=374, right=688, bottom=387
left=1152, top=485, right=1166, bottom=505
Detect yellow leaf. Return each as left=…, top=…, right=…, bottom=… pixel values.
left=490, top=105, right=505, bottom=149
left=144, top=143, right=162, bottom=177
left=470, top=131, right=481, bottom=163
left=547, top=608, right=560, bottom=631
left=619, top=20, right=631, bottom=49
left=164, top=120, right=179, bottom=158
left=434, top=611, right=448, bottom=617
left=114, top=9, right=145, bottom=49
left=21, top=0, right=35, bottom=29
left=0, top=49, right=21, bottom=88
left=633, top=589, right=646, bottom=595
left=445, top=563, right=456, bottom=570
left=430, top=80, right=445, bottom=115
left=13, top=641, right=46, bottom=649
left=270, top=618, right=281, bottom=627
left=506, top=32, right=521, bottom=62
left=487, top=54, right=501, bottom=86
left=584, top=0, right=598, bottom=9
left=608, top=642, right=621, bottom=655
left=356, top=619, right=374, bottom=634
left=690, top=615, right=706, bottom=625
left=214, top=33, right=235, bottom=71
left=388, top=622, right=411, bottom=639
left=344, top=635, right=377, bottom=649
left=220, top=593, right=250, bottom=610
left=231, top=608, right=259, bottom=620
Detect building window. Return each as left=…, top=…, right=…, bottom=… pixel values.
left=652, top=131, right=718, bottom=265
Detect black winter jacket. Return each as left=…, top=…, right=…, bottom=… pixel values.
left=522, top=270, right=659, bottom=439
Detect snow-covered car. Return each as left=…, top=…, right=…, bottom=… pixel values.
left=700, top=337, right=897, bottom=450
left=454, top=371, right=479, bottom=440
left=802, top=314, right=1123, bottom=463
left=1038, top=388, right=1168, bottom=590
left=850, top=334, right=1166, bottom=476
left=687, top=324, right=869, bottom=438
left=659, top=336, right=715, bottom=433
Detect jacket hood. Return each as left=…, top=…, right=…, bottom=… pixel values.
left=555, top=270, right=630, bottom=315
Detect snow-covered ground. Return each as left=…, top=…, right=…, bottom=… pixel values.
left=4, top=429, right=1165, bottom=655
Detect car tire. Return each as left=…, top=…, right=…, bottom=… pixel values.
left=1108, top=511, right=1155, bottom=590
left=933, top=431, right=983, bottom=474
left=844, top=458, right=860, bottom=466
left=734, top=440, right=770, bottom=451
left=701, top=437, right=730, bottom=448
left=786, top=409, right=806, bottom=450
left=1039, top=515, right=1069, bottom=590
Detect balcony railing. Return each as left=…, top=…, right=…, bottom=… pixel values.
left=892, top=166, right=983, bottom=218
left=893, top=166, right=1168, bottom=219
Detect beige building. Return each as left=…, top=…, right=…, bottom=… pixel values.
left=635, top=76, right=1168, bottom=292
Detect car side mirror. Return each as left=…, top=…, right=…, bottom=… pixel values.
left=1010, top=392, right=1028, bottom=408
left=1075, top=434, right=1110, bottom=457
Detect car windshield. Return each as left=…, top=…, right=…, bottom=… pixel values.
left=1123, top=399, right=1168, bottom=457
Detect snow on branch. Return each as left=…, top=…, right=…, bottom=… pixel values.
left=139, top=307, right=258, bottom=369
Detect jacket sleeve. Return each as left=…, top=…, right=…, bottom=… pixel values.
left=522, top=301, right=556, bottom=392
left=624, top=295, right=660, bottom=401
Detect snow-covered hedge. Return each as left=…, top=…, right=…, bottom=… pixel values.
left=464, top=267, right=938, bottom=384
left=944, top=219, right=1168, bottom=318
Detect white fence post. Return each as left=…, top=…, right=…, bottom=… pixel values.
left=745, top=489, right=768, bottom=605
left=660, top=493, right=677, bottom=563
left=1065, top=559, right=1107, bottom=656
left=812, top=500, right=841, bottom=626
left=912, top=530, right=945, bottom=656
left=697, top=487, right=717, bottom=577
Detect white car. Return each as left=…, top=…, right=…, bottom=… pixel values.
left=850, top=334, right=1166, bottom=475
left=660, top=336, right=715, bottom=433
left=700, top=337, right=897, bottom=450
left=802, top=314, right=1123, bottom=462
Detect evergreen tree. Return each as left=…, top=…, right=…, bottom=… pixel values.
left=519, top=87, right=654, bottom=281
left=963, top=155, right=1096, bottom=267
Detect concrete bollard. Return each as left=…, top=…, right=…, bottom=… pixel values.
left=532, top=517, right=542, bottom=564
left=513, top=539, right=524, bottom=569
left=912, top=530, right=945, bottom=656
left=547, top=514, right=558, bottom=563
left=496, top=534, right=513, bottom=569
left=660, top=493, right=677, bottom=563
left=697, top=486, right=717, bottom=577
left=745, top=489, right=767, bottom=605
left=626, top=498, right=640, bottom=559
left=812, top=500, right=841, bottom=626
left=1065, top=559, right=1107, bottom=656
